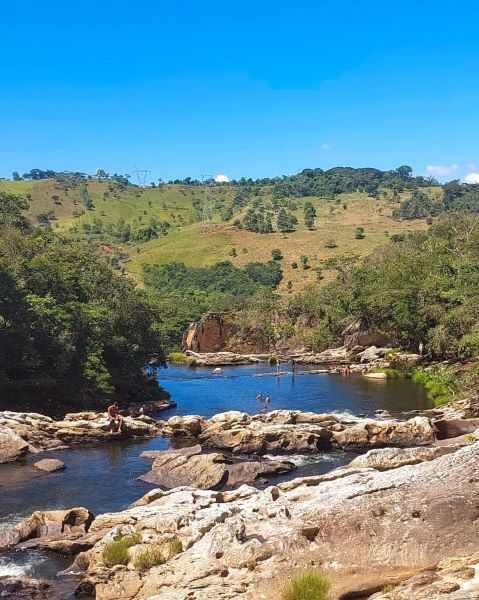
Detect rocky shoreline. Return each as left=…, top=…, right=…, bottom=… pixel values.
left=1, top=438, right=478, bottom=599
left=0, top=395, right=479, bottom=598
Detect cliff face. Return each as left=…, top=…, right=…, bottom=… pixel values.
left=182, top=314, right=227, bottom=353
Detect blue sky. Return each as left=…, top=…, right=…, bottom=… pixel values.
left=1, top=0, right=479, bottom=182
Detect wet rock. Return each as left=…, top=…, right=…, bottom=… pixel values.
left=434, top=417, right=479, bottom=439
left=0, top=578, right=54, bottom=600
left=0, top=426, right=30, bottom=463
left=226, top=459, right=294, bottom=486
left=34, top=458, right=66, bottom=472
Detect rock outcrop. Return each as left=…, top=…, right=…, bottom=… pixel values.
left=0, top=411, right=162, bottom=459
left=157, top=410, right=437, bottom=453
left=349, top=445, right=458, bottom=470
left=138, top=446, right=295, bottom=489
left=183, top=313, right=228, bottom=353
left=342, top=320, right=389, bottom=350
left=0, top=425, right=30, bottom=464
left=16, top=442, right=474, bottom=600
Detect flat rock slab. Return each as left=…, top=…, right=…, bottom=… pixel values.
left=138, top=452, right=230, bottom=489
left=34, top=458, right=66, bottom=472
left=140, top=444, right=202, bottom=461
left=138, top=449, right=296, bottom=490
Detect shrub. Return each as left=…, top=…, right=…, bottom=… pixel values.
left=291, top=262, right=298, bottom=269
left=458, top=333, right=479, bottom=359
left=355, top=227, right=365, bottom=239
left=269, top=354, right=280, bottom=365
left=133, top=537, right=182, bottom=571
left=324, top=239, right=337, bottom=248
left=281, top=570, right=330, bottom=600
left=271, top=248, right=283, bottom=261
left=168, top=352, right=197, bottom=367
left=412, top=366, right=456, bottom=406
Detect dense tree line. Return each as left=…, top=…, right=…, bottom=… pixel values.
left=143, top=261, right=282, bottom=349
left=0, top=192, right=167, bottom=412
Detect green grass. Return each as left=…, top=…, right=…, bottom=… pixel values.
left=168, top=352, right=197, bottom=366
left=281, top=570, right=331, bottom=600
left=102, top=531, right=141, bottom=566
left=133, top=538, right=182, bottom=571
left=2, top=178, right=434, bottom=292
left=412, top=367, right=456, bottom=406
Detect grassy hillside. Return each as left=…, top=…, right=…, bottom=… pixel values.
left=0, top=177, right=436, bottom=292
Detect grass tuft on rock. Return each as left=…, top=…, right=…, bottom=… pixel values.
left=133, top=545, right=166, bottom=570
left=102, top=531, right=141, bottom=567
left=281, top=570, right=330, bottom=600
left=133, top=537, right=182, bottom=571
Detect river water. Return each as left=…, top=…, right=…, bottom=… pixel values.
left=0, top=364, right=429, bottom=580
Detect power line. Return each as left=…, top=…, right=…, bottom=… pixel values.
left=133, top=167, right=151, bottom=188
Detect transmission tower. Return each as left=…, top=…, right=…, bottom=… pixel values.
left=134, top=167, right=151, bottom=187
left=201, top=174, right=216, bottom=233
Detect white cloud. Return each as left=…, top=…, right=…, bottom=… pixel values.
left=464, top=172, right=479, bottom=184
left=321, top=143, right=332, bottom=151
left=214, top=174, right=230, bottom=183
left=426, top=164, right=459, bottom=176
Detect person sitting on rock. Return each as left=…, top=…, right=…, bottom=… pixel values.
left=107, top=402, right=125, bottom=432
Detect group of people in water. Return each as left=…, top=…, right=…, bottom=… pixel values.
left=256, top=392, right=271, bottom=410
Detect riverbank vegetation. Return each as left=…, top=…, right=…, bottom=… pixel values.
left=0, top=192, right=168, bottom=412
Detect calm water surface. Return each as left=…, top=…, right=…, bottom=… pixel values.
left=0, top=364, right=429, bottom=578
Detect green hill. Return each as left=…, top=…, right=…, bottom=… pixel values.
left=0, top=173, right=438, bottom=292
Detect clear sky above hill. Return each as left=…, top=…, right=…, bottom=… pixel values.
left=1, top=0, right=479, bottom=182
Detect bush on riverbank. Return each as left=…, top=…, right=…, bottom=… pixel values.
left=412, top=366, right=457, bottom=406
left=281, top=570, right=330, bottom=600
left=168, top=352, right=198, bottom=366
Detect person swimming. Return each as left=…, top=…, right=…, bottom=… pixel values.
left=256, top=392, right=263, bottom=401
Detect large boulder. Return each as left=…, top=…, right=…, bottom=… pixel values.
left=183, top=313, right=227, bottom=353
left=434, top=417, right=479, bottom=439
left=0, top=426, right=29, bottom=463
left=138, top=448, right=296, bottom=490
left=342, top=321, right=388, bottom=350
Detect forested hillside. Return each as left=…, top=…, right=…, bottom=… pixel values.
left=2, top=166, right=479, bottom=372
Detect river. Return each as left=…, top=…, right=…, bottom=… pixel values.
left=0, top=363, right=429, bottom=580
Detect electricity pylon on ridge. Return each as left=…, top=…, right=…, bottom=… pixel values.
left=134, top=167, right=151, bottom=188
left=201, top=174, right=216, bottom=234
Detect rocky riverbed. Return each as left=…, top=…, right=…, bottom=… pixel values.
left=1, top=396, right=479, bottom=599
